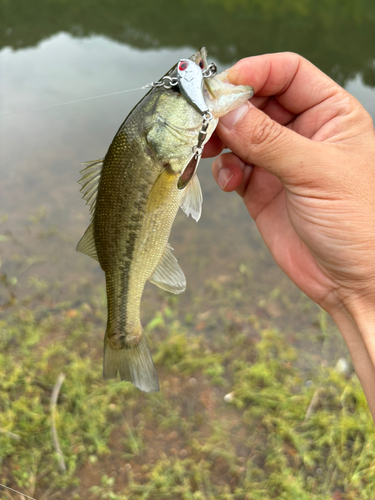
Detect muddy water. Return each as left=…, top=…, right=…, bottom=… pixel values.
left=1, top=23, right=374, bottom=311
left=1, top=0, right=375, bottom=364
left=0, top=35, right=274, bottom=309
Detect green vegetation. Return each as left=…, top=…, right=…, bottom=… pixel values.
left=1, top=239, right=374, bottom=499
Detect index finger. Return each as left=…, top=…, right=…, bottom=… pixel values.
left=228, top=53, right=338, bottom=115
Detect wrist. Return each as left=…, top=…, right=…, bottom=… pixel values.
left=341, top=287, right=375, bottom=336
left=347, top=295, right=375, bottom=361
left=330, top=295, right=375, bottom=420
left=333, top=290, right=375, bottom=361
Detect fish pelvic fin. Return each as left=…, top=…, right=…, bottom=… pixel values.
left=149, top=243, right=186, bottom=294
left=103, top=334, right=160, bottom=393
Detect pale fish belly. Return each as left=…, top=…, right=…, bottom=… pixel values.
left=125, top=168, right=185, bottom=336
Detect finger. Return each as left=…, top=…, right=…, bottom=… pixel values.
left=248, top=95, right=268, bottom=108
left=246, top=95, right=296, bottom=127
left=228, top=52, right=339, bottom=115
left=216, top=101, right=325, bottom=184
left=243, top=166, right=284, bottom=220
left=249, top=79, right=353, bottom=141
left=212, top=152, right=253, bottom=195
left=257, top=96, right=296, bottom=126
left=202, top=132, right=224, bottom=158
left=213, top=153, right=285, bottom=218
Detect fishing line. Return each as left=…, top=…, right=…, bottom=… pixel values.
left=0, top=85, right=149, bottom=117
left=0, top=482, right=37, bottom=500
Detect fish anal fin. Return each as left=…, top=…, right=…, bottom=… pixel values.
left=180, top=174, right=203, bottom=222
left=149, top=243, right=186, bottom=294
left=76, top=222, right=98, bottom=261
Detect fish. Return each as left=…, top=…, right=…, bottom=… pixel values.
left=77, top=48, right=253, bottom=392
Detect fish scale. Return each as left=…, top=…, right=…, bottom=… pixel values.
left=77, top=47, right=253, bottom=392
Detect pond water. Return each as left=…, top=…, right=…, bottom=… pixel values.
left=1, top=1, right=375, bottom=498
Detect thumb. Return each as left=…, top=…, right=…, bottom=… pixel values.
left=217, top=102, right=325, bottom=185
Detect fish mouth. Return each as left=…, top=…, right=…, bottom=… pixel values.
left=189, top=47, right=217, bottom=99
left=203, top=76, right=216, bottom=99
left=189, top=47, right=208, bottom=70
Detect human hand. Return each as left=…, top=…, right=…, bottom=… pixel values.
left=204, top=53, right=375, bottom=417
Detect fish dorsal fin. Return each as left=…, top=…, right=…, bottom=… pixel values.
left=149, top=243, right=186, bottom=294
left=180, top=174, right=203, bottom=222
left=76, top=222, right=99, bottom=261
left=79, top=159, right=104, bottom=214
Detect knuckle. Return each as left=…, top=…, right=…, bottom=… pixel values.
left=283, top=51, right=301, bottom=63
left=336, top=91, right=373, bottom=130
left=355, top=104, right=374, bottom=130
left=249, top=116, right=284, bottom=151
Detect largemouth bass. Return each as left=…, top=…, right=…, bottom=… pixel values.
left=77, top=48, right=253, bottom=392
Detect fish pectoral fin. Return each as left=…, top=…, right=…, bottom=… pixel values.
left=76, top=222, right=99, bottom=261
left=149, top=243, right=186, bottom=294
left=180, top=173, right=203, bottom=222
left=79, top=158, right=104, bottom=214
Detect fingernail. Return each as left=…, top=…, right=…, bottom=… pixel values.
left=220, top=103, right=249, bottom=130
left=217, top=168, right=233, bottom=189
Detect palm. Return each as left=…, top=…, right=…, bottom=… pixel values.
left=241, top=96, right=349, bottom=305
left=204, top=54, right=375, bottom=311
left=245, top=165, right=337, bottom=306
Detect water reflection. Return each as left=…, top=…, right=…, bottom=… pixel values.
left=346, top=75, right=375, bottom=118
left=2, top=0, right=375, bottom=87
left=1, top=36, right=184, bottom=223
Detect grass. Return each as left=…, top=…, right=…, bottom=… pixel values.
left=1, top=214, right=375, bottom=499
left=1, top=297, right=374, bottom=499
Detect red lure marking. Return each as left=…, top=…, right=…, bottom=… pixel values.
left=199, top=60, right=204, bottom=69
left=179, top=61, right=188, bottom=71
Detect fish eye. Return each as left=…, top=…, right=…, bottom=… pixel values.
left=199, top=60, right=204, bottom=69
left=179, top=61, right=188, bottom=71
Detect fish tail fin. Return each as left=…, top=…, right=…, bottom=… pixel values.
left=103, top=334, right=160, bottom=393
